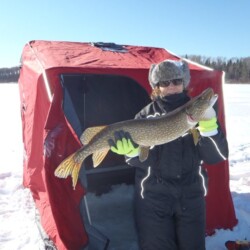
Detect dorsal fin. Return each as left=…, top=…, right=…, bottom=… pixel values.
left=80, top=126, right=107, bottom=145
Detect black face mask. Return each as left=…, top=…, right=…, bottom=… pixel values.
left=160, top=92, right=190, bottom=111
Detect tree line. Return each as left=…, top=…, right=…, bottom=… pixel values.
left=1, top=57, right=250, bottom=83
left=185, top=55, right=250, bottom=83
left=0, top=66, right=20, bottom=83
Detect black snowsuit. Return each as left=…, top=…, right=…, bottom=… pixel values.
left=126, top=92, right=229, bottom=250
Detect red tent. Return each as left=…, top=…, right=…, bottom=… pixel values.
left=18, top=40, right=237, bottom=249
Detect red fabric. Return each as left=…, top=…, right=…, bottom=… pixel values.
left=18, top=40, right=237, bottom=249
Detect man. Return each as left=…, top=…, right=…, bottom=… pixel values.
left=109, top=59, right=228, bottom=250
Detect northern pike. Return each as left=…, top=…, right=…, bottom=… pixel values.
left=55, top=88, right=217, bottom=189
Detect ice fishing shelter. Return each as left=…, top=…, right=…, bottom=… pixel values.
left=18, top=40, right=237, bottom=250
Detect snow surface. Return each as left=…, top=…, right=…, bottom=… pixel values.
left=0, top=83, right=250, bottom=250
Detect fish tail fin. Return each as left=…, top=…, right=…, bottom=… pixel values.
left=54, top=153, right=83, bottom=190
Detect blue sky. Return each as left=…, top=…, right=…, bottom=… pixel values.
left=0, top=0, right=249, bottom=67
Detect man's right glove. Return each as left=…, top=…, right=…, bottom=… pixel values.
left=109, top=131, right=139, bottom=157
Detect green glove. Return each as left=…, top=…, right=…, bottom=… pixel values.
left=109, top=131, right=139, bottom=157
left=198, top=117, right=218, bottom=136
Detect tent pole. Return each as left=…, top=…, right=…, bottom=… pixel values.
left=28, top=42, right=53, bottom=102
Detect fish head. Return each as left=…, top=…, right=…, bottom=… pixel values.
left=185, top=88, right=218, bottom=123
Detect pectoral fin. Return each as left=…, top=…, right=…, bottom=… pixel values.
left=92, top=149, right=110, bottom=168
left=190, top=128, right=200, bottom=146
left=139, top=146, right=150, bottom=162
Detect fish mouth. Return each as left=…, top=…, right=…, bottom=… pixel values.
left=201, top=88, right=214, bottom=101
left=185, top=88, right=218, bottom=123
left=209, top=94, right=218, bottom=107
left=201, top=88, right=218, bottom=107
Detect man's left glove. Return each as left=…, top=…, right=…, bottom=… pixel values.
left=198, top=107, right=218, bottom=136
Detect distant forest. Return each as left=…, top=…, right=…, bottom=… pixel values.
left=0, top=66, right=20, bottom=83
left=185, top=55, right=250, bottom=83
left=0, top=56, right=250, bottom=83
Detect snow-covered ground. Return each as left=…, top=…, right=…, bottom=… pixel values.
left=205, top=84, right=250, bottom=249
left=0, top=83, right=249, bottom=250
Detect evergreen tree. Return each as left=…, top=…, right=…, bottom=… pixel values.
left=185, top=55, right=250, bottom=83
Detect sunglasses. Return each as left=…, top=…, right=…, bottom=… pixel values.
left=158, top=79, right=183, bottom=87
